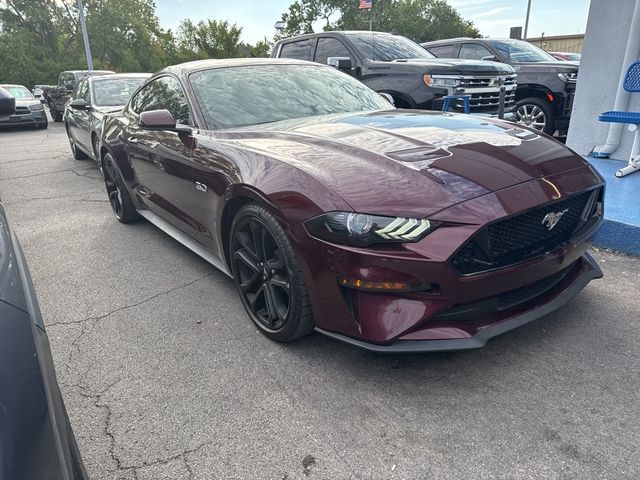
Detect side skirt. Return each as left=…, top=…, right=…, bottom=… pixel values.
left=137, top=209, right=232, bottom=278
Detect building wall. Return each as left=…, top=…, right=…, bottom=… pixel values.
left=526, top=35, right=584, bottom=53
left=566, top=0, right=639, bottom=160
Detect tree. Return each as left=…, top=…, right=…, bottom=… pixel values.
left=176, top=19, right=243, bottom=61
left=276, top=0, right=480, bottom=44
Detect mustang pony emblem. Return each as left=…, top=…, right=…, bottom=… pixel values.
left=542, top=208, right=569, bottom=230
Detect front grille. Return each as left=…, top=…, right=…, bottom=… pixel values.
left=458, top=75, right=517, bottom=89
left=15, top=106, right=30, bottom=115
left=451, top=188, right=602, bottom=276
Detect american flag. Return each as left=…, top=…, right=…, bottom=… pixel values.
left=359, top=0, right=372, bottom=9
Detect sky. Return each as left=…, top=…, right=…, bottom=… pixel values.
left=154, top=0, right=591, bottom=43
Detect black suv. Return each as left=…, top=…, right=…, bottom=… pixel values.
left=421, top=38, right=578, bottom=135
left=272, top=31, right=517, bottom=115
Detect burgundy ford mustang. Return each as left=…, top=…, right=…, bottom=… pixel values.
left=99, top=58, right=604, bottom=352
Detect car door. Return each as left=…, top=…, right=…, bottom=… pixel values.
left=67, top=79, right=91, bottom=151
left=127, top=76, right=213, bottom=244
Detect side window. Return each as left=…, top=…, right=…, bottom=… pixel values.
left=313, top=37, right=351, bottom=65
left=459, top=43, right=494, bottom=61
left=62, top=73, right=74, bottom=89
left=279, top=39, right=312, bottom=60
left=74, top=80, right=89, bottom=102
left=130, top=76, right=191, bottom=125
left=427, top=44, right=457, bottom=58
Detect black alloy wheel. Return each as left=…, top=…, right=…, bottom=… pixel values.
left=102, top=153, right=138, bottom=223
left=230, top=204, right=313, bottom=342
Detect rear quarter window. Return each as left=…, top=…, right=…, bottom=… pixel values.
left=278, top=39, right=313, bottom=60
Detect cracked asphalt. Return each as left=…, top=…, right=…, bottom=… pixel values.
left=1, top=119, right=639, bottom=480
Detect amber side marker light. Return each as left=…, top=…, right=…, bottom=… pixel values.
left=546, top=92, right=554, bottom=103
left=338, top=276, right=438, bottom=293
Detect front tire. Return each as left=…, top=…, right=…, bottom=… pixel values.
left=230, top=204, right=313, bottom=342
left=52, top=108, right=63, bottom=122
left=514, top=97, right=555, bottom=135
left=102, top=153, right=139, bottom=223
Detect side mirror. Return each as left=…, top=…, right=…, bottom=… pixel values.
left=379, top=92, right=395, bottom=106
left=327, top=56, right=353, bottom=71
left=139, top=109, right=176, bottom=130
left=65, top=83, right=75, bottom=91
left=69, top=98, right=89, bottom=110
left=481, top=55, right=497, bottom=62
left=0, top=87, right=16, bottom=116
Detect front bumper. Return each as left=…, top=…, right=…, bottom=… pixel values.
left=0, top=110, right=47, bottom=126
left=290, top=170, right=604, bottom=352
left=316, top=252, right=602, bottom=352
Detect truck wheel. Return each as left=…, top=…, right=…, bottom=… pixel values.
left=52, top=109, right=63, bottom=122
left=514, top=97, right=554, bottom=135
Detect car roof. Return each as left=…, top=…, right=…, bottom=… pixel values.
left=88, top=73, right=151, bottom=82
left=0, top=84, right=29, bottom=89
left=157, top=57, right=321, bottom=76
left=275, top=30, right=400, bottom=44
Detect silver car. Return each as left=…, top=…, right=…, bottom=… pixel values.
left=0, top=84, right=48, bottom=129
left=64, top=73, right=149, bottom=161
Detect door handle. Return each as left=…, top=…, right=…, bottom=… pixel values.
left=129, top=136, right=138, bottom=144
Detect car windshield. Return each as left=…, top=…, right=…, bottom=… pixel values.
left=3, top=86, right=34, bottom=99
left=488, top=39, right=558, bottom=62
left=347, top=33, right=435, bottom=61
left=92, top=77, right=147, bottom=106
left=189, top=64, right=392, bottom=129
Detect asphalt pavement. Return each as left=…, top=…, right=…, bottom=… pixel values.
left=1, top=118, right=639, bottom=480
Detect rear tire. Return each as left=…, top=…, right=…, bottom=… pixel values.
left=230, top=204, right=314, bottom=342
left=102, top=153, right=139, bottom=223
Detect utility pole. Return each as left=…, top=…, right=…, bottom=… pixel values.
left=523, top=0, right=532, bottom=40
left=77, top=0, right=93, bottom=70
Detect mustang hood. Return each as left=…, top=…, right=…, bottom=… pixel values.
left=224, top=111, right=591, bottom=218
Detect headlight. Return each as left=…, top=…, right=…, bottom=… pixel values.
left=431, top=77, right=460, bottom=87
left=29, top=103, right=44, bottom=111
left=304, top=212, right=440, bottom=247
left=557, top=72, right=577, bottom=82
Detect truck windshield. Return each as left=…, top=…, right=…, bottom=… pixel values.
left=487, top=39, right=558, bottom=63
left=189, top=64, right=392, bottom=129
left=347, top=33, right=435, bottom=61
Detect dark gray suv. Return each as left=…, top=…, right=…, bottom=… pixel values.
left=422, top=38, right=578, bottom=135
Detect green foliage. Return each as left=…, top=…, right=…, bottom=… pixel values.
left=0, top=0, right=271, bottom=88
left=176, top=19, right=244, bottom=61
left=277, top=0, right=481, bottom=44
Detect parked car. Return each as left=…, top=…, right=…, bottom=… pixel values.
left=97, top=58, right=604, bottom=352
left=272, top=31, right=517, bottom=115
left=421, top=38, right=579, bottom=135
left=0, top=197, right=89, bottom=478
left=64, top=73, right=150, bottom=162
left=45, top=70, right=114, bottom=122
left=550, top=51, right=581, bottom=62
left=32, top=84, right=50, bottom=103
left=0, top=84, right=47, bottom=129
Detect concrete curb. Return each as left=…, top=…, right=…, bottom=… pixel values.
left=585, top=156, right=640, bottom=256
